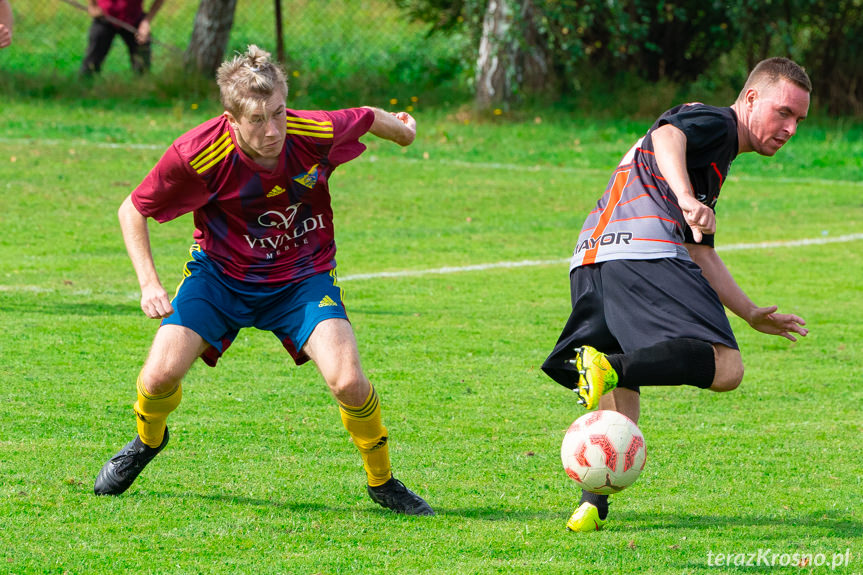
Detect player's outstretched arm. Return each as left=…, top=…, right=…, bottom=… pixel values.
left=687, top=243, right=808, bottom=341
left=118, top=195, right=174, bottom=319
left=362, top=107, right=416, bottom=147
left=652, top=124, right=715, bottom=243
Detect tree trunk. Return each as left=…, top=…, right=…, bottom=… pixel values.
left=184, top=0, right=239, bottom=76
left=475, top=0, right=512, bottom=110
left=475, top=0, right=549, bottom=110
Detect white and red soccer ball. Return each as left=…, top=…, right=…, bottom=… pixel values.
left=561, top=410, right=647, bottom=494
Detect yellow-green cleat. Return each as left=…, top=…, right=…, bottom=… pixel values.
left=566, top=502, right=607, bottom=532
left=569, top=346, right=618, bottom=410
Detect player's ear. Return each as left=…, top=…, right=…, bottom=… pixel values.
left=745, top=88, right=758, bottom=108
left=223, top=110, right=239, bottom=127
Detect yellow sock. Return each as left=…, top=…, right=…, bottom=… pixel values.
left=339, top=384, right=392, bottom=487
left=133, top=376, right=182, bottom=448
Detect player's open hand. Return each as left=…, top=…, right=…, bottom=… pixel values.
left=748, top=305, right=808, bottom=342
left=140, top=284, right=174, bottom=319
left=677, top=193, right=715, bottom=243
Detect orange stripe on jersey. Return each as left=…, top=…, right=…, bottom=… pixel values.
left=611, top=214, right=681, bottom=228
left=620, top=193, right=649, bottom=206
left=582, top=168, right=630, bottom=265
left=632, top=237, right=682, bottom=245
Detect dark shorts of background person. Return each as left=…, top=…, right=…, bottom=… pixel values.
left=161, top=248, right=349, bottom=367
left=80, top=16, right=151, bottom=76
left=542, top=257, right=738, bottom=390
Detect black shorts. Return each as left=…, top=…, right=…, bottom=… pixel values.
left=542, top=257, right=738, bottom=389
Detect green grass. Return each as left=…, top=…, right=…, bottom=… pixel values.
left=0, top=101, right=861, bottom=574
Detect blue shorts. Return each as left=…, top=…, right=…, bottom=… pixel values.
left=161, top=246, right=348, bottom=367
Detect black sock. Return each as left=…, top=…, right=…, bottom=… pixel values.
left=606, top=338, right=715, bottom=392
left=580, top=490, right=609, bottom=519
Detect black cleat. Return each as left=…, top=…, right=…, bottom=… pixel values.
left=94, top=428, right=169, bottom=496
left=367, top=477, right=435, bottom=516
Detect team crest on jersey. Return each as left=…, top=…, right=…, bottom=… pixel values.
left=293, top=164, right=320, bottom=188
left=267, top=185, right=287, bottom=198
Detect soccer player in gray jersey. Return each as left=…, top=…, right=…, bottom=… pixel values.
left=542, top=58, right=812, bottom=532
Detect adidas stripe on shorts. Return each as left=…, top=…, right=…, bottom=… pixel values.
left=162, top=248, right=348, bottom=367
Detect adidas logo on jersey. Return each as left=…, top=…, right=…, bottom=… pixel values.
left=267, top=185, right=287, bottom=198
left=318, top=295, right=338, bottom=308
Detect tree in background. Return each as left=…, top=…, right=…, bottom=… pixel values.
left=396, top=0, right=863, bottom=115
left=185, top=0, right=238, bottom=76
left=474, top=0, right=550, bottom=110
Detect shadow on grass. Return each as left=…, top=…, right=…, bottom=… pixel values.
left=613, top=509, right=862, bottom=538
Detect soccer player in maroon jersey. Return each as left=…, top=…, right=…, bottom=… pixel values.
left=94, top=45, right=433, bottom=515
left=542, top=58, right=811, bottom=531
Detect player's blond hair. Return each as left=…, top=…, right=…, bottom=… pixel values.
left=736, top=57, right=812, bottom=103
left=216, top=45, right=288, bottom=120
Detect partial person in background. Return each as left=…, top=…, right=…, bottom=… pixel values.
left=0, top=0, right=13, bottom=49
left=80, top=0, right=165, bottom=76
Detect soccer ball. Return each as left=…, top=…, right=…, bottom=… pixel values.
left=560, top=410, right=646, bottom=495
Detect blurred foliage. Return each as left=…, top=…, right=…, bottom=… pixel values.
left=395, top=0, right=863, bottom=116
left=3, top=0, right=860, bottom=115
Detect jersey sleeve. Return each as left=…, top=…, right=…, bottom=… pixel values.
left=131, top=144, right=212, bottom=223
left=660, top=107, right=732, bottom=163
left=325, top=107, right=376, bottom=166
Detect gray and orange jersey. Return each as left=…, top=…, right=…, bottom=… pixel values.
left=570, top=104, right=738, bottom=270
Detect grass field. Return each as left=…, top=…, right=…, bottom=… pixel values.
left=0, top=97, right=861, bottom=574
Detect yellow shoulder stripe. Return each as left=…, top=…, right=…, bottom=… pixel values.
left=286, top=116, right=333, bottom=127
left=193, top=143, right=235, bottom=174
left=286, top=129, right=334, bottom=139
left=286, top=122, right=332, bottom=133
left=286, top=116, right=334, bottom=139
left=190, top=131, right=234, bottom=173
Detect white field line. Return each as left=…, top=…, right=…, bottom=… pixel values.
left=2, top=232, right=860, bottom=295
left=340, top=233, right=863, bottom=281
left=1, top=232, right=860, bottom=296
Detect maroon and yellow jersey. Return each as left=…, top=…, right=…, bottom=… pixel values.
left=132, top=107, right=375, bottom=284
left=570, top=104, right=738, bottom=270
left=96, top=0, right=145, bottom=27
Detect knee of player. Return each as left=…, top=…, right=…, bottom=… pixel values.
left=711, top=360, right=744, bottom=392
left=138, top=367, right=183, bottom=396
left=329, top=372, right=371, bottom=404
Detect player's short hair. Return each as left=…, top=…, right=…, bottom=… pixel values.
left=216, top=45, right=288, bottom=120
left=737, top=57, right=812, bottom=102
